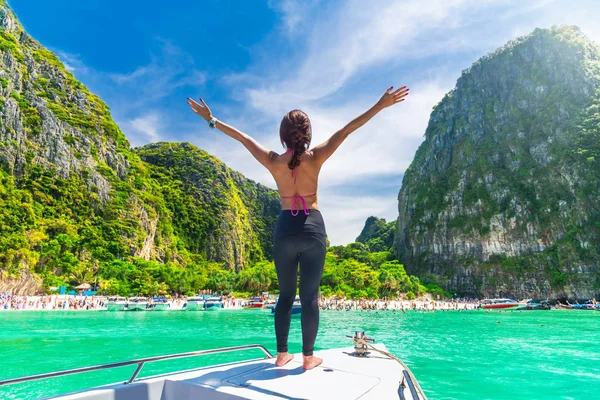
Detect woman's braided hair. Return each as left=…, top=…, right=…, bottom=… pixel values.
left=279, top=109, right=312, bottom=170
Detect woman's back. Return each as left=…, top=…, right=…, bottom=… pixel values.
left=271, top=149, right=321, bottom=212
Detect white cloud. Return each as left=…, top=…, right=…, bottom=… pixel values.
left=52, top=50, right=89, bottom=74
left=123, top=112, right=163, bottom=147
left=108, top=39, right=206, bottom=105
left=267, top=0, right=318, bottom=36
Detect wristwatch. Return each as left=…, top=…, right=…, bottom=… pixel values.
left=208, top=117, right=218, bottom=129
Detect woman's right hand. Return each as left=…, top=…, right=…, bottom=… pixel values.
left=375, top=85, right=410, bottom=109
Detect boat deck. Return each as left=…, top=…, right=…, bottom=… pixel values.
left=47, top=344, right=423, bottom=400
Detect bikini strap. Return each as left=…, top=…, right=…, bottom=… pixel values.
left=280, top=193, right=317, bottom=216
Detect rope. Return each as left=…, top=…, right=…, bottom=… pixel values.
left=354, top=338, right=428, bottom=400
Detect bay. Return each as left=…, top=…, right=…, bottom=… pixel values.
left=0, top=309, right=598, bottom=399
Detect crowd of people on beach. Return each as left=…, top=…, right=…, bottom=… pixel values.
left=1, top=292, right=108, bottom=310
left=0, top=292, right=264, bottom=311
left=1, top=291, right=482, bottom=312
left=318, top=297, right=480, bottom=312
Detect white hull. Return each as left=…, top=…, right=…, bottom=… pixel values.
left=185, top=301, right=204, bottom=311
left=127, top=303, right=148, bottom=311
left=153, top=303, right=171, bottom=311
left=45, top=344, right=424, bottom=400
left=204, top=303, right=222, bottom=311
left=106, top=302, right=127, bottom=312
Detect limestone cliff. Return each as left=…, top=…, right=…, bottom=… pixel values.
left=396, top=26, right=600, bottom=299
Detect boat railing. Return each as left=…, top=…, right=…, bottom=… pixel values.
left=0, top=344, right=274, bottom=388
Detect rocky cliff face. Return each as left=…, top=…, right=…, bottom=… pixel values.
left=396, top=26, right=600, bottom=299
left=0, top=3, right=280, bottom=292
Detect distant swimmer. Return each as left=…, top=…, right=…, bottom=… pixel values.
left=188, top=85, right=409, bottom=370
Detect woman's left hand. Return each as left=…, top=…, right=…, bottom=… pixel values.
left=187, top=97, right=213, bottom=121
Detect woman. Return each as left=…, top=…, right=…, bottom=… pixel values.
left=187, top=85, right=409, bottom=370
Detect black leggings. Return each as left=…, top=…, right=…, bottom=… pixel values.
left=273, top=209, right=327, bottom=356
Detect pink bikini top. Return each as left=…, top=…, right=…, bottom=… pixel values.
left=280, top=149, right=317, bottom=216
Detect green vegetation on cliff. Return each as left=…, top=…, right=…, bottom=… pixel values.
left=355, top=216, right=397, bottom=252
left=135, top=142, right=281, bottom=269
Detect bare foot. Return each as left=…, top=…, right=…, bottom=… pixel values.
left=302, top=355, right=323, bottom=370
left=275, top=352, right=294, bottom=367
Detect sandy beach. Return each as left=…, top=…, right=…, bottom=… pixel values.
left=1, top=293, right=481, bottom=312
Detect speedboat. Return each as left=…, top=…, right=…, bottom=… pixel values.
left=516, top=300, right=551, bottom=311
left=559, top=300, right=599, bottom=310
left=271, top=299, right=302, bottom=315
left=263, top=298, right=277, bottom=310
left=204, top=297, right=223, bottom=311
left=127, top=297, right=149, bottom=311
left=152, top=297, right=171, bottom=311
left=0, top=331, right=427, bottom=400
left=245, top=297, right=264, bottom=309
left=479, top=298, right=520, bottom=310
left=185, top=296, right=205, bottom=311
left=106, top=296, right=128, bottom=312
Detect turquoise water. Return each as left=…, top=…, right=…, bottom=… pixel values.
left=0, top=309, right=599, bottom=399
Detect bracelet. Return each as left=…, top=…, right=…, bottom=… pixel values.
left=208, top=117, right=218, bottom=129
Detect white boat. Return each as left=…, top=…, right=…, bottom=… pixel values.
left=204, top=297, right=223, bottom=311
left=479, top=298, right=520, bottom=310
left=152, top=298, right=171, bottom=311
left=127, top=297, right=149, bottom=311
left=153, top=303, right=171, bottom=311
left=263, top=298, right=277, bottom=310
left=245, top=297, right=264, bottom=309
left=0, top=331, right=427, bottom=399
left=106, top=296, right=128, bottom=312
left=271, top=297, right=302, bottom=315
left=185, top=296, right=205, bottom=311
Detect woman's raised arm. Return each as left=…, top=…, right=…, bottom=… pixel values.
left=187, top=97, right=277, bottom=169
left=311, top=85, right=409, bottom=164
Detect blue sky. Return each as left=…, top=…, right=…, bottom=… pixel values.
left=10, top=0, right=600, bottom=245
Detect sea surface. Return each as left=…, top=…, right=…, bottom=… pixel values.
left=0, top=309, right=598, bottom=400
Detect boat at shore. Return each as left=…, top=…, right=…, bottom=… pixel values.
left=263, top=298, right=277, bottom=310
left=127, top=297, right=149, bottom=312
left=185, top=296, right=205, bottom=311
left=152, top=297, right=171, bottom=311
left=479, top=298, right=520, bottom=310
left=244, top=297, right=264, bottom=309
left=0, top=331, right=427, bottom=400
left=516, top=300, right=551, bottom=311
left=557, top=300, right=599, bottom=310
left=271, top=299, right=302, bottom=315
left=204, top=297, right=223, bottom=311
left=106, top=296, right=128, bottom=312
